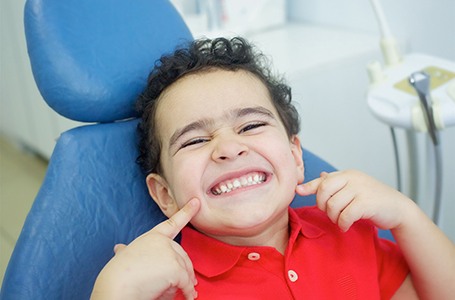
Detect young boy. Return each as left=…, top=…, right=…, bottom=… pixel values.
left=91, top=37, right=455, bottom=299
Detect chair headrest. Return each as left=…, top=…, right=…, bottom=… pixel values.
left=24, top=0, right=193, bottom=122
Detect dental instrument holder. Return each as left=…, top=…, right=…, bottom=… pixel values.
left=408, top=72, right=439, bottom=146
left=408, top=71, right=443, bottom=225
left=366, top=0, right=454, bottom=225
left=367, top=54, right=455, bottom=131
left=366, top=53, right=455, bottom=225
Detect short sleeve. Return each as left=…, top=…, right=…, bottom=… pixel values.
left=374, top=232, right=409, bottom=299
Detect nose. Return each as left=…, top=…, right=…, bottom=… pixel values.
left=211, top=134, right=249, bottom=162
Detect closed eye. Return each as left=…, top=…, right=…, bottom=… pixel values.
left=239, top=122, right=267, bottom=134
left=180, top=137, right=210, bottom=149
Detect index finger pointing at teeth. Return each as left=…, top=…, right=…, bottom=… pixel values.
left=152, top=198, right=201, bottom=239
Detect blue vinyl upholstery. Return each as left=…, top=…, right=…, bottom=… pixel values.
left=0, top=0, right=339, bottom=299
left=24, top=0, right=192, bottom=122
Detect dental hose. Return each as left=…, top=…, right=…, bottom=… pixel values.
left=431, top=133, right=443, bottom=224
left=409, top=71, right=443, bottom=225
left=390, top=127, right=402, bottom=192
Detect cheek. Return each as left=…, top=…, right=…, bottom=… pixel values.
left=169, top=155, right=206, bottom=203
left=268, top=139, right=295, bottom=164
left=272, top=142, right=302, bottom=181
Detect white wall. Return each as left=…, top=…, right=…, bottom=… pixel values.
left=287, top=0, right=455, bottom=61
left=285, top=0, right=455, bottom=240
left=0, top=0, right=82, bottom=159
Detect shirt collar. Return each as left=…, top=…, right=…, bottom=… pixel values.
left=181, top=207, right=324, bottom=278
left=181, top=226, right=245, bottom=277
left=288, top=207, right=325, bottom=240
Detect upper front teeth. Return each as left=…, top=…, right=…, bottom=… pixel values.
left=212, top=173, right=266, bottom=195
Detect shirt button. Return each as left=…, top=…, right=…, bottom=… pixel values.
left=247, top=252, right=260, bottom=261
left=288, top=270, right=298, bottom=282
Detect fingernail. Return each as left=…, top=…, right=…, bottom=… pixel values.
left=338, top=226, right=348, bottom=233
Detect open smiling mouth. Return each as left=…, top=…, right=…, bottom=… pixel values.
left=210, top=172, right=267, bottom=196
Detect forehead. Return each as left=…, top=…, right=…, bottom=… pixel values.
left=155, top=69, right=277, bottom=137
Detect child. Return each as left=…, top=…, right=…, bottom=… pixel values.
left=91, top=37, right=455, bottom=299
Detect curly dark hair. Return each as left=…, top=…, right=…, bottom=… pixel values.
left=136, top=37, right=300, bottom=175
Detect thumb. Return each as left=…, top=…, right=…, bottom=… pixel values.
left=152, top=198, right=201, bottom=239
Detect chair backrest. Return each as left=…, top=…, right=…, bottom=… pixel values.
left=0, top=0, right=336, bottom=299
left=23, top=0, right=193, bottom=123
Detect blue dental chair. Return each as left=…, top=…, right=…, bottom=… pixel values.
left=0, top=0, right=336, bottom=299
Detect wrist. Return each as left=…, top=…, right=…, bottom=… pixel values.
left=91, top=264, right=137, bottom=300
left=391, top=198, right=429, bottom=239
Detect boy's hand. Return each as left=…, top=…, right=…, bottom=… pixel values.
left=91, top=198, right=201, bottom=300
left=295, top=170, right=413, bottom=232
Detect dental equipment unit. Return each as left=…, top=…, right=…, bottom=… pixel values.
left=366, top=0, right=455, bottom=225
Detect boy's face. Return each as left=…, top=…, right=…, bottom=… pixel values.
left=147, top=69, right=304, bottom=240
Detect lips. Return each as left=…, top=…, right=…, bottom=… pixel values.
left=210, top=171, right=267, bottom=195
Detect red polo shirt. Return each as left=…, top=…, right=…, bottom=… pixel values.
left=178, top=207, right=408, bottom=299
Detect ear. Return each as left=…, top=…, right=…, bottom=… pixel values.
left=146, top=173, right=179, bottom=218
left=290, top=135, right=304, bottom=184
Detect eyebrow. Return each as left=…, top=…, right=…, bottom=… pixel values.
left=168, top=106, right=275, bottom=149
